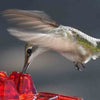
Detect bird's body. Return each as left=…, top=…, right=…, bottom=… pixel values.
left=3, top=9, right=100, bottom=72
left=53, top=25, right=100, bottom=63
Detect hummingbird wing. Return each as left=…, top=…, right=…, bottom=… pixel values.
left=8, top=28, right=77, bottom=52
left=3, top=9, right=58, bottom=32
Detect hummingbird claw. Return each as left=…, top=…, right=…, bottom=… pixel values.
left=80, top=63, right=85, bottom=68
left=74, top=62, right=85, bottom=71
left=74, top=62, right=81, bottom=71
left=75, top=66, right=81, bottom=71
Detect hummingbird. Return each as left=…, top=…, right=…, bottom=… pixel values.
left=3, top=9, right=100, bottom=73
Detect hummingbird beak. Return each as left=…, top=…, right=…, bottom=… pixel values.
left=22, top=55, right=30, bottom=73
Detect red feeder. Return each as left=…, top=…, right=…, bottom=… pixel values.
left=0, top=71, right=83, bottom=100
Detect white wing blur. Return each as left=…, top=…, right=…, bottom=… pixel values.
left=8, top=28, right=78, bottom=52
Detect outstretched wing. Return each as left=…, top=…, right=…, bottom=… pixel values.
left=3, top=9, right=58, bottom=32
left=8, top=28, right=77, bottom=52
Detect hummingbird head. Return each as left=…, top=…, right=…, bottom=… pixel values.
left=22, top=44, right=38, bottom=73
left=22, top=44, right=33, bottom=73
left=24, top=44, right=33, bottom=65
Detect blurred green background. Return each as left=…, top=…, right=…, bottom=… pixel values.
left=0, top=0, right=100, bottom=100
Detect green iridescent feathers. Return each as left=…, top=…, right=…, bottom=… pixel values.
left=76, top=34, right=100, bottom=53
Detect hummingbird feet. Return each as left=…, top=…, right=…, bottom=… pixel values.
left=74, top=62, right=85, bottom=71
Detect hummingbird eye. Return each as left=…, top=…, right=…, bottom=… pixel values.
left=27, top=48, right=32, bottom=56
